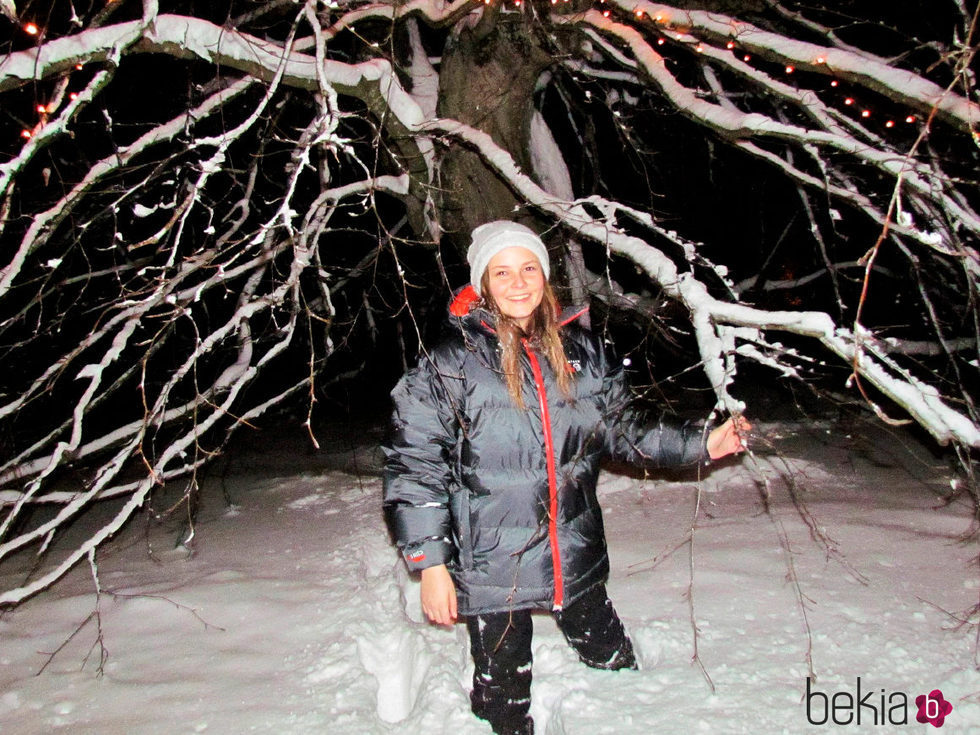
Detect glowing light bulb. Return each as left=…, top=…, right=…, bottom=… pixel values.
left=830, top=80, right=839, bottom=87
left=24, top=22, right=39, bottom=35
left=743, top=54, right=751, bottom=62
left=885, top=120, right=894, bottom=128
left=785, top=65, right=795, bottom=74
left=816, top=56, right=826, bottom=64
left=21, top=129, right=32, bottom=139
left=657, top=37, right=665, bottom=45
left=37, top=104, right=47, bottom=114
left=905, top=115, right=916, bottom=123
left=861, top=109, right=870, bottom=118
left=75, top=63, right=84, bottom=70
left=635, top=10, right=643, bottom=18
left=602, top=9, right=610, bottom=16
left=726, top=41, right=735, bottom=49
left=844, top=97, right=854, bottom=105
left=70, top=92, right=78, bottom=100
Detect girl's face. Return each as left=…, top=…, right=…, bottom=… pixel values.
left=485, top=246, right=545, bottom=330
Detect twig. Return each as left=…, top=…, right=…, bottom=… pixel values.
left=35, top=610, right=103, bottom=676
left=107, top=591, right=227, bottom=633
left=771, top=510, right=817, bottom=683
left=626, top=535, right=690, bottom=576
left=686, top=472, right=715, bottom=693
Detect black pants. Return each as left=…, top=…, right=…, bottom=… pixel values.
left=465, top=584, right=636, bottom=735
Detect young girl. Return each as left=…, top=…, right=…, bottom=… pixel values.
left=383, top=220, right=748, bottom=734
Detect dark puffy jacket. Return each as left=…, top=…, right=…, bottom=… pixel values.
left=382, top=289, right=707, bottom=615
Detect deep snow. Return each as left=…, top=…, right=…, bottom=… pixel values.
left=1, top=419, right=978, bottom=734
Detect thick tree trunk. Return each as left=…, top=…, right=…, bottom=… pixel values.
left=436, top=15, right=552, bottom=251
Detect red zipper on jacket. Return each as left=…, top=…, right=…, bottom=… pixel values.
left=523, top=340, right=564, bottom=611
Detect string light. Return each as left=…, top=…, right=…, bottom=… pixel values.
left=556, top=7, right=921, bottom=138
left=24, top=3, right=919, bottom=148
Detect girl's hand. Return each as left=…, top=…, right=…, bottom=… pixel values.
left=707, top=415, right=752, bottom=460
left=420, top=564, right=458, bottom=625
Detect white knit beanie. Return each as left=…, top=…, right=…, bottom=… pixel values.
left=467, top=221, right=551, bottom=295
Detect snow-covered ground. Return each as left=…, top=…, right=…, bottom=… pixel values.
left=1, top=419, right=978, bottom=734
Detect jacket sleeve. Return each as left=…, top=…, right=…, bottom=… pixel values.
left=599, top=342, right=709, bottom=468
left=382, top=350, right=461, bottom=572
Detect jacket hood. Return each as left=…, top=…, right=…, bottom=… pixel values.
left=448, top=284, right=588, bottom=328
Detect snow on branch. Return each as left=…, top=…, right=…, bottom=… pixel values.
left=606, top=0, right=980, bottom=132
left=428, top=117, right=980, bottom=447
left=0, top=13, right=431, bottom=145
left=1, top=0, right=976, bottom=607
left=0, top=166, right=402, bottom=605
left=567, top=10, right=980, bottom=253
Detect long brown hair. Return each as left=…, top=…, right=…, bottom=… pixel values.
left=480, top=273, right=572, bottom=409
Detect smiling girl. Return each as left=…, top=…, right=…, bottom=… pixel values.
left=383, top=220, right=748, bottom=734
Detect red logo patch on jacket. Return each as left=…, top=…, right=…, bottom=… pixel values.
left=406, top=550, right=426, bottom=563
